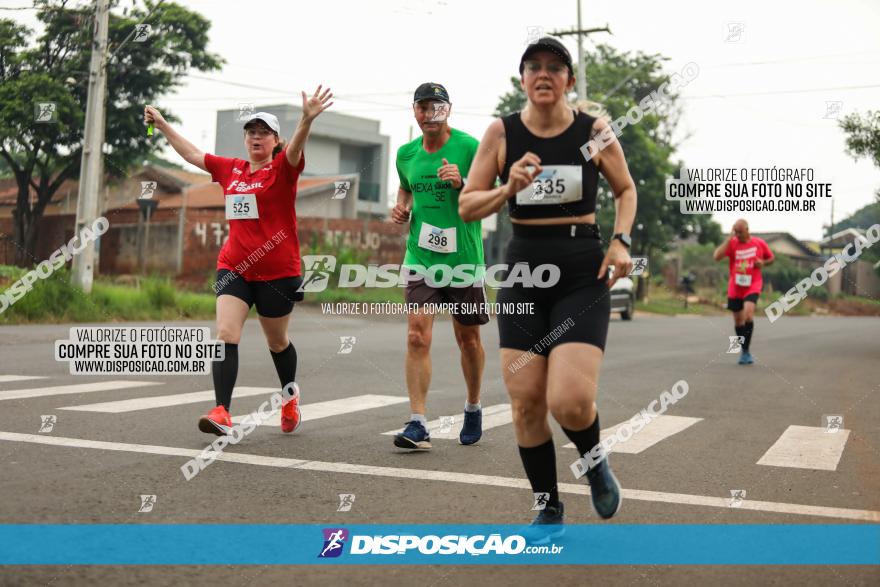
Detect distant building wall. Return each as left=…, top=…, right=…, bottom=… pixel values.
left=0, top=214, right=76, bottom=265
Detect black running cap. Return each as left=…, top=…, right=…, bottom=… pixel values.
left=520, top=36, right=574, bottom=75
left=413, top=82, right=450, bottom=103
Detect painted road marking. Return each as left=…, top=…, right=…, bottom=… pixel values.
left=230, top=394, right=409, bottom=427
left=0, top=431, right=876, bottom=522
left=563, top=415, right=703, bottom=453
left=0, top=381, right=159, bottom=401
left=381, top=404, right=512, bottom=440
left=59, top=387, right=277, bottom=413
left=0, top=376, right=49, bottom=384
left=757, top=425, right=851, bottom=471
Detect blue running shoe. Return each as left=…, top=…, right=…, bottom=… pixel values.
left=520, top=501, right=565, bottom=545
left=393, top=420, right=432, bottom=450
left=459, top=408, right=482, bottom=445
left=738, top=351, right=754, bottom=365
left=586, top=459, right=622, bottom=519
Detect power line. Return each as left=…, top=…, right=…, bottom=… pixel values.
left=186, top=72, right=880, bottom=108
left=183, top=74, right=495, bottom=116
left=683, top=83, right=880, bottom=99
left=711, top=50, right=880, bottom=68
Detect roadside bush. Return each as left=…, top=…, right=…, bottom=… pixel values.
left=763, top=254, right=813, bottom=293
left=680, top=243, right=727, bottom=288
left=142, top=276, right=177, bottom=309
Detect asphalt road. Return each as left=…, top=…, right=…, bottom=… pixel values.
left=0, top=309, right=877, bottom=585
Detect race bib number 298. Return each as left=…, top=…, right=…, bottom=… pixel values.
left=418, top=222, right=457, bottom=253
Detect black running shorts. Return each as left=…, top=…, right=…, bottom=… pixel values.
left=214, top=269, right=304, bottom=318
left=497, top=223, right=611, bottom=355
left=727, top=293, right=759, bottom=312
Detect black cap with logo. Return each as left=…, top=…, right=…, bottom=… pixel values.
left=413, top=83, right=450, bottom=104
left=519, top=36, right=574, bottom=75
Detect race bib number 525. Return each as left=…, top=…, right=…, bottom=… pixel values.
left=226, top=194, right=259, bottom=220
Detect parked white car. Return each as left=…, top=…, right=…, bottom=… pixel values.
left=610, top=276, right=634, bottom=321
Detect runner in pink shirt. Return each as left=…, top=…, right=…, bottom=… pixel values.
left=713, top=219, right=774, bottom=364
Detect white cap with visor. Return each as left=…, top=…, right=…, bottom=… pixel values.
left=242, top=112, right=281, bottom=135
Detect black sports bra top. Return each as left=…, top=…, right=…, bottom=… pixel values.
left=500, top=110, right=599, bottom=219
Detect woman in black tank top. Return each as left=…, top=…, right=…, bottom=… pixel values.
left=459, top=37, right=637, bottom=537
left=500, top=109, right=600, bottom=219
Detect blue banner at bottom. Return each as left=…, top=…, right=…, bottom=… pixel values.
left=1, top=524, right=877, bottom=565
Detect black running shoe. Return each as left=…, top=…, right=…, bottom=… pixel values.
left=586, top=458, right=622, bottom=519
left=459, top=408, right=482, bottom=445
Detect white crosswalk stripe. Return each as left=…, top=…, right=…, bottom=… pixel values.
left=0, top=375, right=855, bottom=475
left=757, top=425, right=851, bottom=471
left=0, top=375, right=49, bottom=384
left=231, top=394, right=409, bottom=427
left=1, top=430, right=876, bottom=521
left=562, top=415, right=703, bottom=454
left=58, top=387, right=277, bottom=413
left=381, top=404, right=512, bottom=440
left=0, top=380, right=160, bottom=401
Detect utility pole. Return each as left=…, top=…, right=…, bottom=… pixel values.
left=577, top=0, right=585, bottom=101
left=551, top=1, right=611, bottom=101
left=71, top=0, right=110, bottom=293
left=829, top=197, right=835, bottom=238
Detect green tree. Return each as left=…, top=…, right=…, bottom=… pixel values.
left=493, top=44, right=722, bottom=297
left=0, top=0, right=223, bottom=265
left=840, top=110, right=880, bottom=170
left=830, top=200, right=880, bottom=234
left=836, top=110, right=880, bottom=273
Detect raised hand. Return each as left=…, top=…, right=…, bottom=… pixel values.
left=143, top=105, right=167, bottom=131
left=301, top=85, right=334, bottom=122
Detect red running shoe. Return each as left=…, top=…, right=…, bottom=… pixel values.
left=280, top=383, right=302, bottom=433
left=198, top=405, right=232, bottom=436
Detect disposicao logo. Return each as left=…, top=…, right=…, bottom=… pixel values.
left=318, top=528, right=349, bottom=558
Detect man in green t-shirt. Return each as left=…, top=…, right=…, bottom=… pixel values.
left=390, top=82, right=487, bottom=451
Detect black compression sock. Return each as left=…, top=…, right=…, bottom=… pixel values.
left=270, top=341, right=297, bottom=390
left=562, top=413, right=601, bottom=464
left=212, top=342, right=239, bottom=410
left=735, top=324, right=746, bottom=348
left=743, top=321, right=754, bottom=352
left=518, top=439, right=560, bottom=507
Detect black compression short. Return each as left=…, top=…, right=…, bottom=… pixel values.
left=496, top=223, right=611, bottom=355
left=727, top=293, right=759, bottom=312
left=214, top=269, right=304, bottom=318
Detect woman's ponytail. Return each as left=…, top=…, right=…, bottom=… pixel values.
left=572, top=99, right=611, bottom=124
left=272, top=136, right=286, bottom=158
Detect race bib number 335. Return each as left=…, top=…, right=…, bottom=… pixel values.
left=226, top=194, right=259, bottom=220
left=516, top=165, right=583, bottom=205
left=418, top=222, right=457, bottom=253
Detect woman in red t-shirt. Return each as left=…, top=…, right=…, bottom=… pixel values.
left=143, top=86, right=333, bottom=435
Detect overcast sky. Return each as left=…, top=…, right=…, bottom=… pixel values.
left=8, top=0, right=880, bottom=240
